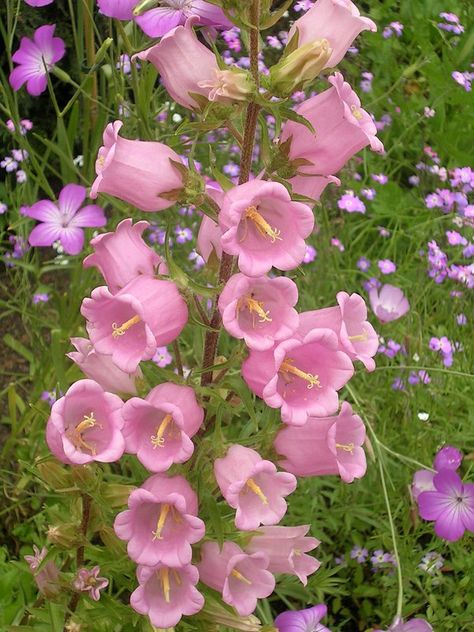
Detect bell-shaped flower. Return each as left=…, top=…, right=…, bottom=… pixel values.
left=197, top=215, right=222, bottom=262
left=67, top=337, right=142, bottom=395
left=130, top=563, right=204, bottom=629
left=289, top=174, right=340, bottom=203
left=279, top=73, right=383, bottom=189
left=219, top=180, right=314, bottom=277
left=90, top=121, right=184, bottom=212
left=288, top=0, right=376, bottom=68
left=135, top=19, right=252, bottom=111
left=298, top=292, right=378, bottom=371
left=83, top=218, right=166, bottom=294
left=214, top=445, right=296, bottom=530
left=274, top=402, right=367, bottom=482
left=45, top=379, right=125, bottom=465
left=81, top=276, right=188, bottom=374
left=122, top=382, right=204, bottom=472
left=24, top=546, right=61, bottom=598
left=245, top=525, right=320, bottom=585
left=198, top=541, right=275, bottom=616
left=218, top=273, right=299, bottom=351
left=275, top=604, right=330, bottom=632
left=114, top=474, right=205, bottom=567
left=242, top=329, right=354, bottom=426
left=368, top=284, right=410, bottom=323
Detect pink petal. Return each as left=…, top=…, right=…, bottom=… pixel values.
left=135, top=8, right=183, bottom=38
left=58, top=183, right=87, bottom=219
left=60, top=227, right=85, bottom=255
left=28, top=222, right=62, bottom=247
left=69, top=205, right=106, bottom=228
left=26, top=74, right=49, bottom=96
left=23, top=199, right=60, bottom=222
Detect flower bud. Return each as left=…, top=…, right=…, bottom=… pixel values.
left=101, top=483, right=137, bottom=508
left=47, top=523, right=79, bottom=548
left=36, top=459, right=71, bottom=490
left=199, top=595, right=264, bottom=631
left=269, top=39, right=332, bottom=97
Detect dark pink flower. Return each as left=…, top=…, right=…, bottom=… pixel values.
left=73, top=566, right=108, bottom=601
left=275, top=603, right=330, bottom=632
left=25, top=0, right=54, bottom=4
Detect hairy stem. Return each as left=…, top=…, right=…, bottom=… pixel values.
left=66, top=493, right=92, bottom=619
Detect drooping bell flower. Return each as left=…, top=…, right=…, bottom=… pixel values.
left=219, top=179, right=314, bottom=277
left=135, top=19, right=252, bottom=111
left=214, top=445, right=297, bottom=531
left=9, top=24, right=66, bottom=96
left=114, top=474, right=205, bottom=567
left=274, top=603, right=330, bottom=632
left=274, top=401, right=367, bottom=482
left=288, top=174, right=340, bottom=203
left=197, top=215, right=222, bottom=262
left=198, top=541, right=275, bottom=616
left=67, top=337, right=142, bottom=395
left=81, top=276, right=188, bottom=374
left=245, top=525, right=320, bottom=585
left=90, top=121, right=184, bottom=212
left=218, top=273, right=299, bottom=351
left=83, top=218, right=166, bottom=294
left=368, top=284, right=410, bottom=323
left=242, top=329, right=354, bottom=425
left=24, top=546, right=61, bottom=598
left=278, top=73, right=383, bottom=187
left=130, top=563, right=204, bottom=628
left=298, top=292, right=378, bottom=371
left=122, top=382, right=204, bottom=472
left=45, top=379, right=125, bottom=465
left=288, top=0, right=376, bottom=68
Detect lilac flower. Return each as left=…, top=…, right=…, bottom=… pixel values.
left=152, top=346, right=173, bottom=368
left=73, top=566, right=108, bottom=601
left=294, top=0, right=314, bottom=11
left=391, top=377, right=406, bottom=391
left=22, top=184, right=105, bottom=255
left=350, top=546, right=368, bottom=563
left=446, top=230, right=467, bottom=246
left=303, top=244, right=317, bottom=264
left=408, top=175, right=420, bottom=186
left=419, top=551, right=444, bottom=574
left=188, top=249, right=205, bottom=270
left=0, top=203, right=7, bottom=214
left=9, top=25, right=66, bottom=96
left=371, top=550, right=391, bottom=565
left=33, top=293, right=49, bottom=304
left=16, top=170, right=27, bottom=184
left=275, top=604, right=330, bottom=632
left=174, top=225, right=193, bottom=244
left=11, top=149, right=29, bottom=162
left=267, top=35, right=283, bottom=50
left=424, top=107, right=436, bottom=118
left=378, top=227, right=391, bottom=237
left=116, top=54, right=132, bottom=74
left=372, top=173, right=388, bottom=184
left=7, top=118, right=33, bottom=134
left=452, top=71, right=472, bottom=92
left=337, top=192, right=366, bottom=214
left=363, top=277, right=382, bottom=292
left=378, top=259, right=396, bottom=274
left=456, top=313, right=467, bottom=326
left=463, top=244, right=474, bottom=258
left=361, top=188, right=376, bottom=200
left=375, top=114, right=392, bottom=131
left=223, top=162, right=240, bottom=177
left=357, top=257, right=371, bottom=272
left=331, top=237, right=344, bottom=252
left=360, top=71, right=373, bottom=93
left=1, top=156, right=18, bottom=172
left=418, top=470, right=474, bottom=541
left=383, top=21, right=404, bottom=38
left=41, top=390, right=58, bottom=406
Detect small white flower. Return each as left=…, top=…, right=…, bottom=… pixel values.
left=412, top=353, right=420, bottom=362
left=418, top=412, right=429, bottom=422
left=172, top=113, right=183, bottom=123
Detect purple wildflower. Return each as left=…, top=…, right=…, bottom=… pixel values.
left=152, top=346, right=173, bottom=368
left=73, top=566, right=108, bottom=601
left=303, top=244, right=317, bottom=264
left=337, top=192, right=366, bottom=214
left=350, top=546, right=368, bottom=563
left=357, top=256, right=371, bottom=272
left=275, top=604, right=330, bottom=632
left=378, top=259, right=396, bottom=274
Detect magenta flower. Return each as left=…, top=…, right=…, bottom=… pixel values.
left=96, top=0, right=137, bottom=19
left=122, top=382, right=204, bottom=472
left=418, top=470, right=474, bottom=541
left=214, top=444, right=297, bottom=530
left=274, top=402, right=367, bottom=482
left=434, top=445, right=462, bottom=471
left=337, top=191, right=366, bottom=213
left=114, top=473, right=205, bottom=567
left=368, top=284, right=410, bottom=323
left=130, top=563, right=204, bottom=629
left=246, top=525, right=320, bottom=585
left=22, top=184, right=105, bottom=255
left=219, top=179, right=314, bottom=277
left=9, top=25, right=65, bottom=96
left=376, top=617, right=433, bottom=632
left=218, top=273, right=299, bottom=351
left=83, top=218, right=165, bottom=294
left=73, top=566, right=109, bottom=601
left=45, top=379, right=125, bottom=465
left=198, top=540, right=275, bottom=616
left=378, top=259, right=396, bottom=274
left=275, top=604, right=330, bottom=632
left=25, top=0, right=54, bottom=5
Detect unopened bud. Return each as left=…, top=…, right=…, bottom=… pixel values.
left=270, top=39, right=332, bottom=97
left=199, top=69, right=254, bottom=104
left=101, top=483, right=136, bottom=508
left=36, top=458, right=71, bottom=490
left=200, top=597, right=263, bottom=631
left=47, top=523, right=78, bottom=548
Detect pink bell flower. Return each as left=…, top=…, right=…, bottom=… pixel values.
left=368, top=284, right=410, bottom=323
left=45, top=379, right=125, bottom=465
left=130, top=563, right=204, bottom=628
left=197, top=215, right=222, bottom=262
left=9, top=24, right=65, bottom=96
left=214, top=445, right=297, bottom=530
left=279, top=73, right=383, bottom=187
left=114, top=474, right=205, bottom=567
left=81, top=276, right=188, bottom=374
left=274, top=401, right=367, bottom=482
left=90, top=121, right=184, bottom=212
left=198, top=540, right=275, bottom=616
left=219, top=180, right=314, bottom=277
left=24, top=545, right=60, bottom=598
left=242, top=329, right=354, bottom=425
left=135, top=19, right=251, bottom=111
left=122, top=382, right=204, bottom=472
left=83, top=218, right=166, bottom=294
left=298, top=292, right=378, bottom=371
left=218, top=273, right=299, bottom=351
left=67, top=337, right=142, bottom=395
left=289, top=173, right=340, bottom=202
left=288, top=0, right=376, bottom=68
left=73, top=566, right=109, bottom=601
left=245, top=525, right=320, bottom=585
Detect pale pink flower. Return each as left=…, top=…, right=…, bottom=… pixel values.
left=45, top=379, right=125, bottom=465
left=114, top=474, right=205, bottom=567
left=81, top=276, right=188, bottom=374
left=83, top=218, right=166, bottom=294
left=90, top=121, right=184, bottom=212
left=368, top=284, right=410, bottom=323
left=242, top=329, right=354, bottom=425
left=246, top=525, right=320, bottom=585
left=218, top=273, right=299, bottom=351
left=214, top=445, right=297, bottom=530
left=67, top=337, right=142, bottom=395
left=24, top=545, right=60, bottom=598
left=130, top=563, right=204, bottom=628
left=288, top=0, right=376, bottom=68
left=73, top=566, right=108, bottom=601
left=289, top=174, right=340, bottom=202
left=274, top=401, right=367, bottom=482
left=219, top=179, right=314, bottom=277
left=197, top=215, right=222, bottom=262
left=122, top=382, right=204, bottom=472
left=198, top=540, right=275, bottom=616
